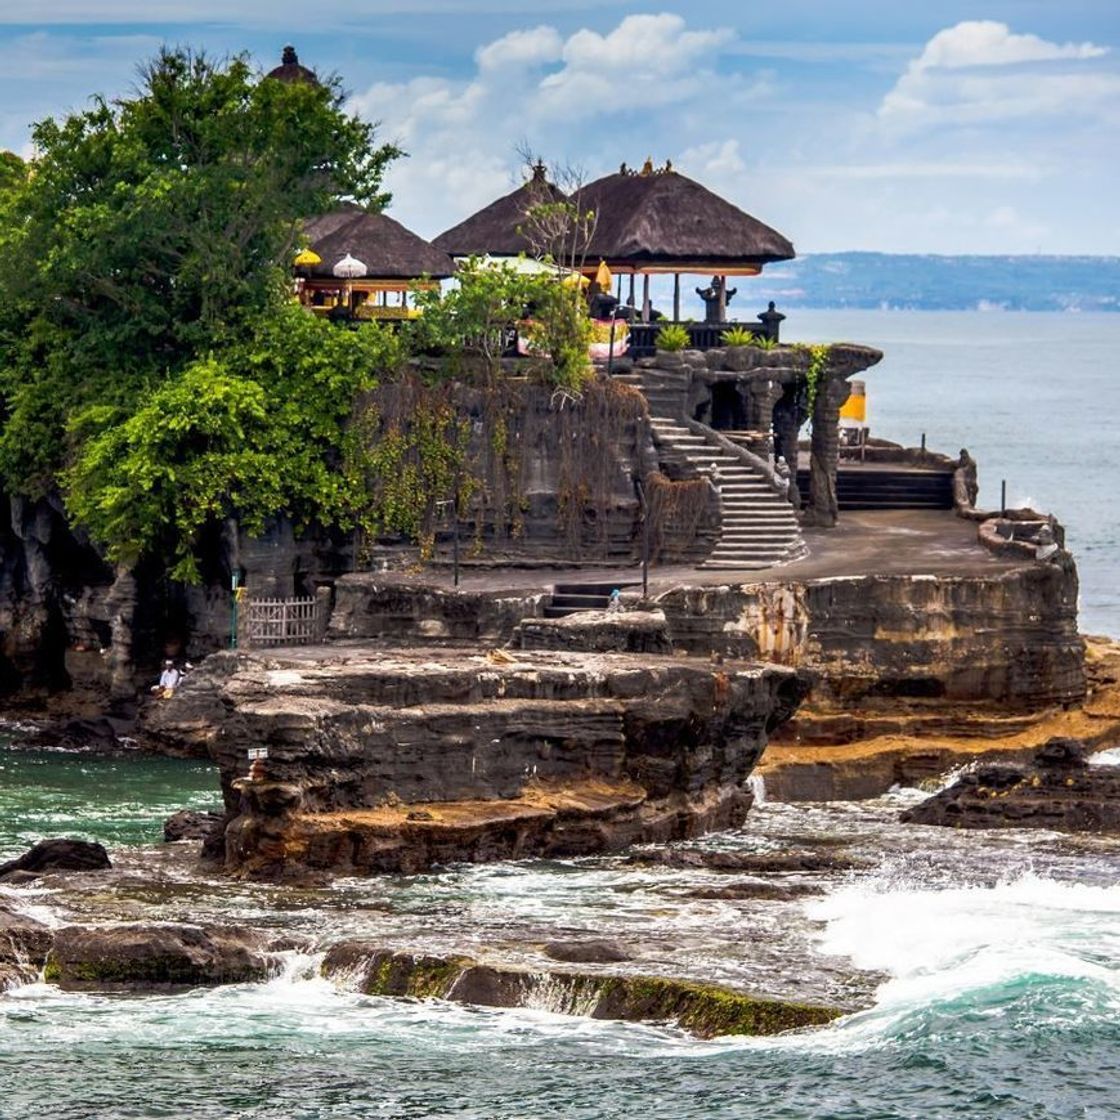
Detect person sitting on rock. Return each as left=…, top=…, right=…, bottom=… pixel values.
left=152, top=660, right=181, bottom=699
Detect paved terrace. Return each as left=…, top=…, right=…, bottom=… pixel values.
left=371, top=509, right=1024, bottom=597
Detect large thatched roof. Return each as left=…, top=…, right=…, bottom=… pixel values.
left=432, top=163, right=567, bottom=258
left=302, top=206, right=456, bottom=280
left=579, top=163, right=795, bottom=272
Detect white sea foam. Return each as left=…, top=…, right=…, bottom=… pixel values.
left=1088, top=746, right=1120, bottom=767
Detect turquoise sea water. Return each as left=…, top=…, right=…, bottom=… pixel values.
left=3, top=744, right=1120, bottom=1120
left=0, top=749, right=220, bottom=861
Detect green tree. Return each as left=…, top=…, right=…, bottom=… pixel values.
left=64, top=304, right=404, bottom=582
left=0, top=46, right=400, bottom=497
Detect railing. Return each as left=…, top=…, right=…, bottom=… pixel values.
left=243, top=596, right=323, bottom=647
left=626, top=320, right=769, bottom=359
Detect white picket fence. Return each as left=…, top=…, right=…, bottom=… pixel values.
left=243, top=596, right=322, bottom=647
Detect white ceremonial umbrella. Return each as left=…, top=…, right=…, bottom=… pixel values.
left=332, top=253, right=368, bottom=279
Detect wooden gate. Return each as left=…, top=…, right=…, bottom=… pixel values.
left=243, top=596, right=321, bottom=647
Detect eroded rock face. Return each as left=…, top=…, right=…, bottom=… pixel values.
left=900, top=738, right=1120, bottom=832
left=0, top=838, right=111, bottom=879
left=320, top=944, right=842, bottom=1038
left=0, top=906, right=53, bottom=989
left=145, top=645, right=808, bottom=878
left=657, top=563, right=1085, bottom=708
left=44, top=923, right=270, bottom=990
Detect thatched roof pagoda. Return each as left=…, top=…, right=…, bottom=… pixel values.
left=579, top=160, right=795, bottom=274
left=432, top=162, right=567, bottom=259
left=303, top=207, right=455, bottom=281
left=297, top=206, right=454, bottom=321
left=266, top=46, right=319, bottom=85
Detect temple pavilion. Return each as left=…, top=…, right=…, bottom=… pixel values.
left=297, top=206, right=456, bottom=321
left=433, top=158, right=795, bottom=350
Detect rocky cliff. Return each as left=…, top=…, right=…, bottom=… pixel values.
left=144, top=645, right=808, bottom=877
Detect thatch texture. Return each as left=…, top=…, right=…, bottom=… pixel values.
left=432, top=166, right=567, bottom=258
left=266, top=46, right=319, bottom=85
left=579, top=167, right=795, bottom=270
left=303, top=207, right=456, bottom=280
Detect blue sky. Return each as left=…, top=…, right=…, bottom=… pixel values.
left=1, top=1, right=1117, bottom=254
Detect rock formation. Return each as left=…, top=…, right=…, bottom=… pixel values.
left=0, top=838, right=111, bottom=879
left=145, top=645, right=808, bottom=878
left=43, top=923, right=271, bottom=990
left=900, top=738, right=1120, bottom=832
left=320, top=944, right=842, bottom=1038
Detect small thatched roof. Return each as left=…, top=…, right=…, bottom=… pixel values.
left=302, top=206, right=456, bottom=280
left=579, top=162, right=795, bottom=272
left=267, top=46, right=319, bottom=86
left=432, top=162, right=567, bottom=258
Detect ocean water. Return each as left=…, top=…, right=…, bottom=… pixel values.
left=4, top=747, right=1120, bottom=1120
left=786, top=310, right=1120, bottom=637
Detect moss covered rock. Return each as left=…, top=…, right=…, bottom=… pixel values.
left=44, top=923, right=270, bottom=990
left=321, top=942, right=842, bottom=1038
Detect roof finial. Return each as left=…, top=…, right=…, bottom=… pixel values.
left=620, top=162, right=629, bottom=175
left=640, top=156, right=654, bottom=176
left=281, top=45, right=298, bottom=65
left=531, top=159, right=547, bottom=183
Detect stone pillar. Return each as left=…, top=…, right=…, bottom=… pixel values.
left=772, top=385, right=804, bottom=510
left=804, top=378, right=851, bottom=528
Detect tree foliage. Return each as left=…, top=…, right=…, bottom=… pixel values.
left=64, top=305, right=404, bottom=581
left=0, top=47, right=400, bottom=497
left=412, top=256, right=592, bottom=390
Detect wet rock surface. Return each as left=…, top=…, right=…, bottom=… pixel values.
left=0, top=905, right=52, bottom=988
left=163, top=809, right=226, bottom=843
left=320, top=943, right=843, bottom=1038
left=901, top=738, right=1120, bottom=832
left=628, top=848, right=866, bottom=874
left=0, top=838, right=111, bottom=879
left=44, top=922, right=270, bottom=990
left=543, top=939, right=633, bottom=964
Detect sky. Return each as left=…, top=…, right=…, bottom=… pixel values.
left=0, top=1, right=1117, bottom=255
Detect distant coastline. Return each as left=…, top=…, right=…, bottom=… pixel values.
left=749, top=252, right=1120, bottom=313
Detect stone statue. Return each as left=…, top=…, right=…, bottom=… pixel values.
left=775, top=456, right=795, bottom=506
left=695, top=277, right=737, bottom=323
left=1036, top=524, right=1059, bottom=561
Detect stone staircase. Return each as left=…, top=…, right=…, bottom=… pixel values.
left=544, top=582, right=619, bottom=618
left=620, top=368, right=805, bottom=571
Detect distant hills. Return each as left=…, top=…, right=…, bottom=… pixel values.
left=747, top=253, right=1120, bottom=312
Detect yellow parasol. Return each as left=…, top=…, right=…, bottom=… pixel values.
left=562, top=271, right=591, bottom=289
left=594, top=260, right=612, bottom=289
left=294, top=248, right=322, bottom=267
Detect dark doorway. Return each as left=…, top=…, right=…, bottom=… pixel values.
left=710, top=382, right=749, bottom=430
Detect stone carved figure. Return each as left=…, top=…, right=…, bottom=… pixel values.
left=695, top=277, right=737, bottom=323
left=775, top=456, right=795, bottom=507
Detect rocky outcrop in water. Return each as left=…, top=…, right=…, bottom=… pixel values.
left=900, top=738, right=1120, bottom=832
left=0, top=838, right=111, bottom=880
left=145, top=645, right=808, bottom=878
left=320, top=944, right=842, bottom=1038
left=43, top=923, right=270, bottom=990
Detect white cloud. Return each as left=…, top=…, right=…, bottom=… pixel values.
left=351, top=13, right=746, bottom=238
left=476, top=26, right=563, bottom=72
left=909, top=20, right=1105, bottom=70
left=881, top=20, right=1114, bottom=125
